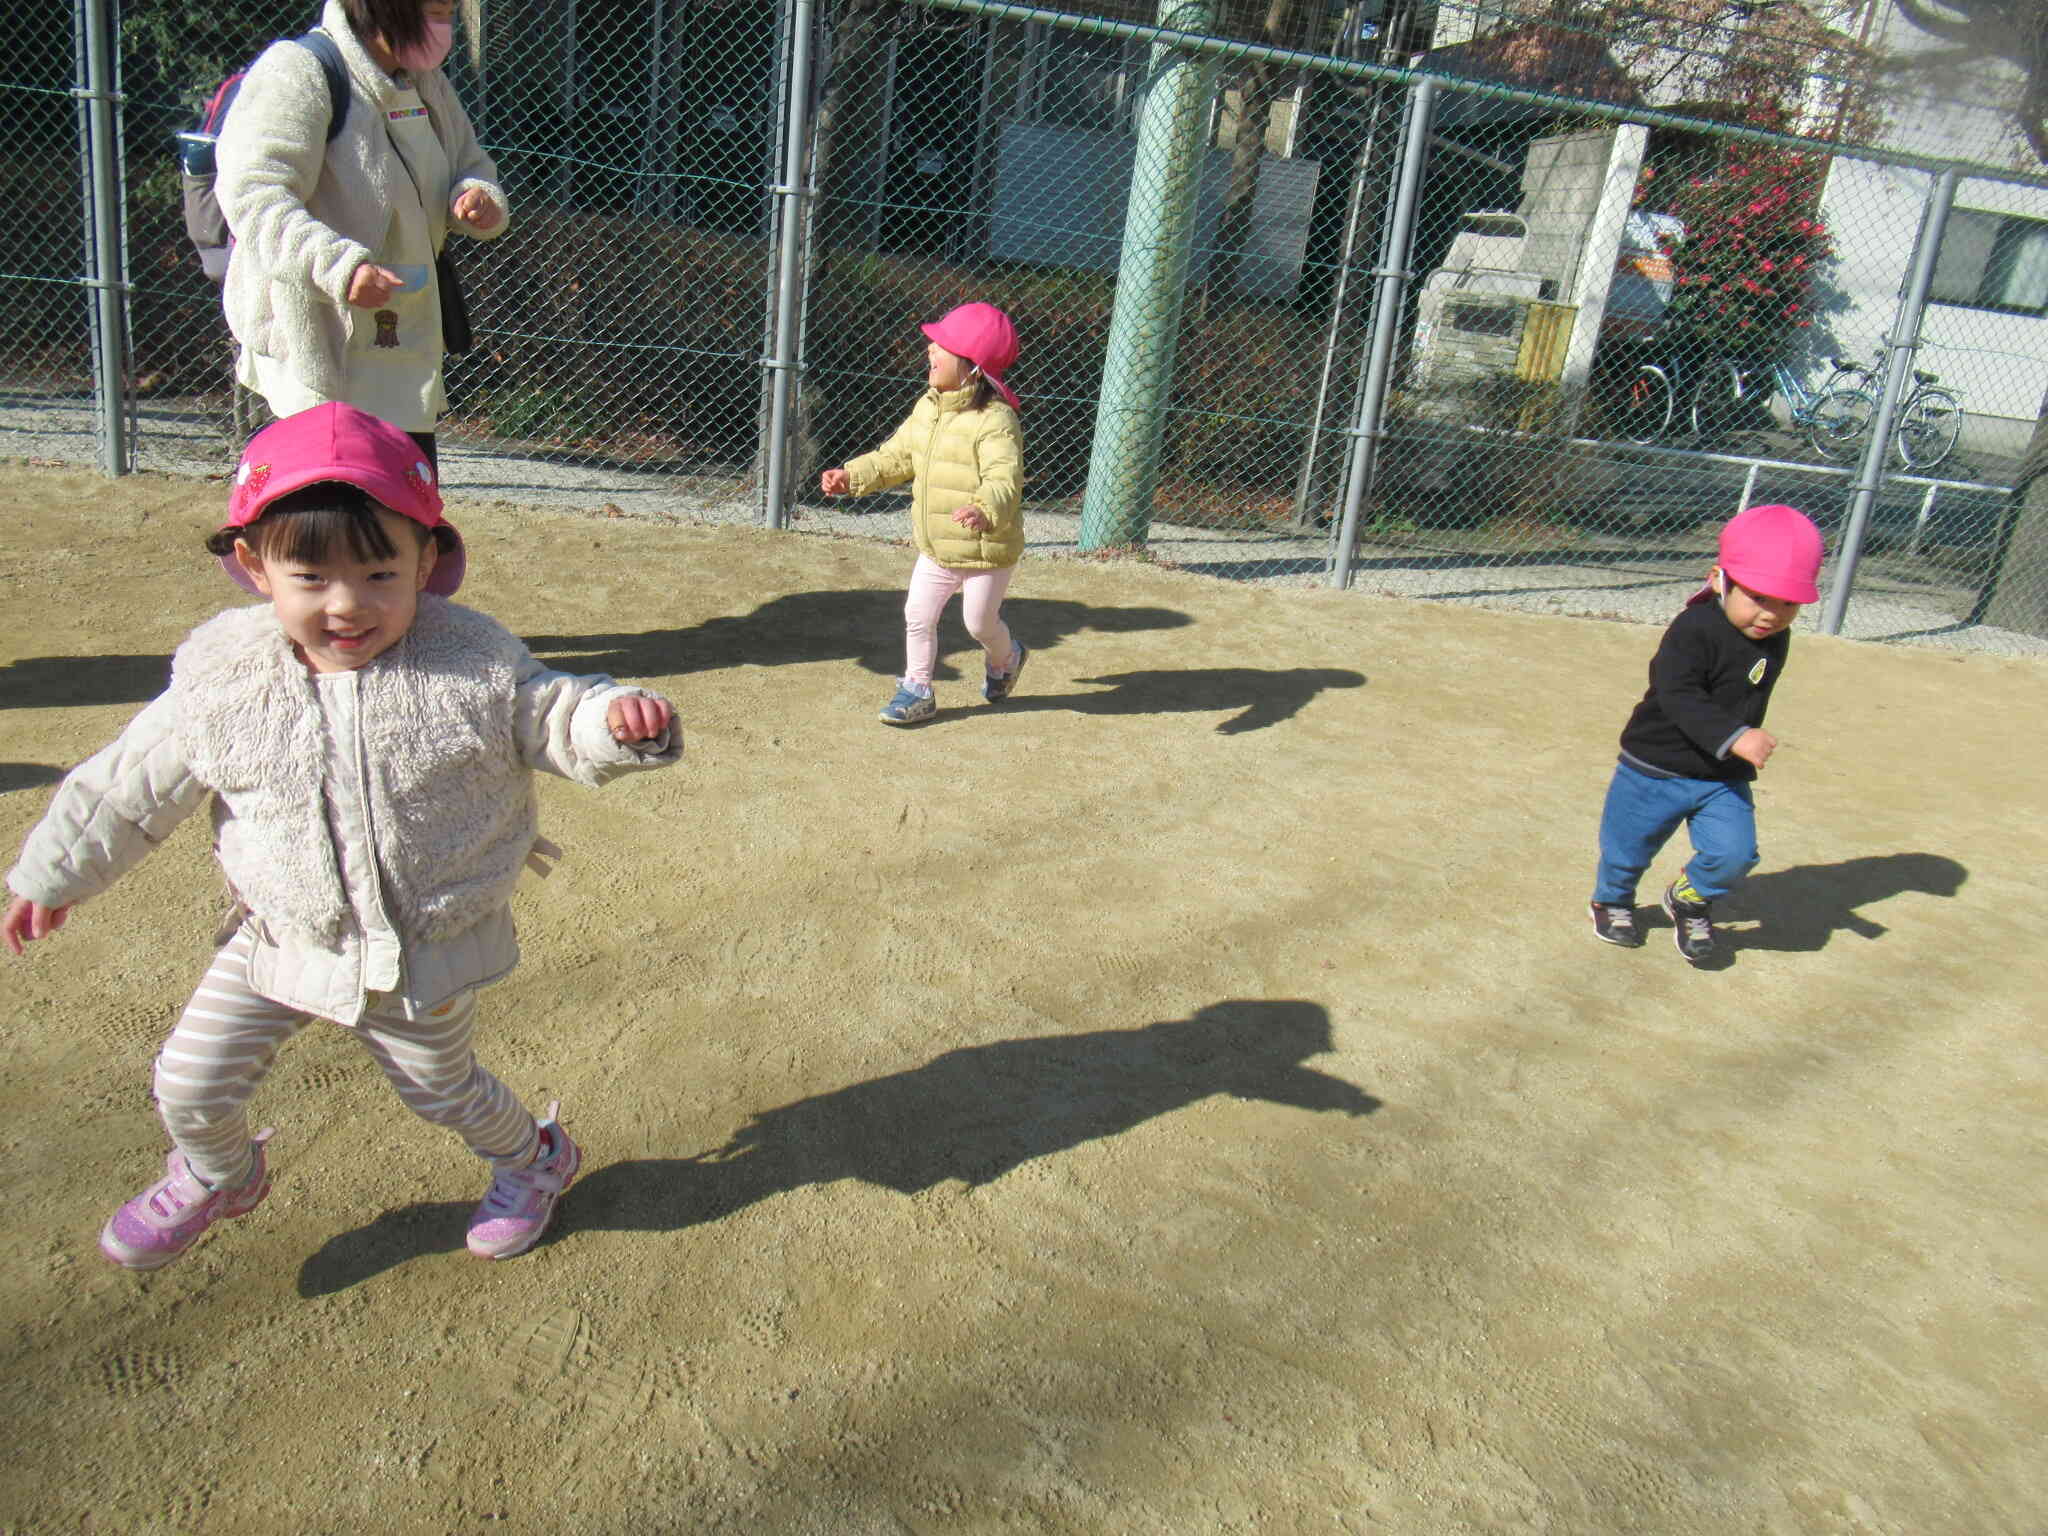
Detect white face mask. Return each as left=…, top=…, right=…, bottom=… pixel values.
left=393, top=18, right=454, bottom=72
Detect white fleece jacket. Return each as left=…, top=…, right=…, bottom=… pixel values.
left=6, top=599, right=678, bottom=1025
left=216, top=0, right=507, bottom=410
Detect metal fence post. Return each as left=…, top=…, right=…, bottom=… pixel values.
left=77, top=0, right=128, bottom=477
left=1820, top=167, right=1957, bottom=637
left=1328, top=77, right=1432, bottom=589
left=1076, top=0, right=1219, bottom=552
left=763, top=0, right=818, bottom=532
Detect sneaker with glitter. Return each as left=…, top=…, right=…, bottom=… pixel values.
left=99, top=1129, right=275, bottom=1270
left=467, top=1103, right=581, bottom=1259
left=878, top=683, right=937, bottom=725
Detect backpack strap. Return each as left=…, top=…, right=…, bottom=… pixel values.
left=297, top=29, right=349, bottom=145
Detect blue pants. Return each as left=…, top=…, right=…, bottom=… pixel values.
left=1593, top=761, right=1758, bottom=905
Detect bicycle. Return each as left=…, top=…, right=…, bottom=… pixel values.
left=1684, top=355, right=1877, bottom=463
left=1809, top=366, right=1963, bottom=472
left=1603, top=342, right=1871, bottom=452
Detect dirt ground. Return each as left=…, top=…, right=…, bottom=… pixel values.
left=1, top=463, right=2044, bottom=1535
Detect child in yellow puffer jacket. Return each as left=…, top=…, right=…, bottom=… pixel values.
left=820, top=302, right=1028, bottom=724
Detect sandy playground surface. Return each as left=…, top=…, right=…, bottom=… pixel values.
left=1, top=463, right=2045, bottom=1534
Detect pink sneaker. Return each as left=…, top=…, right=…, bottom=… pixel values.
left=466, top=1104, right=581, bottom=1260
left=99, top=1130, right=275, bottom=1271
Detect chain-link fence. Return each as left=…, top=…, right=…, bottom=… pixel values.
left=0, top=4, right=105, bottom=456
left=11, top=0, right=2048, bottom=654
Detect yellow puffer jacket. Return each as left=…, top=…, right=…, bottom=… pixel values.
left=843, top=384, right=1024, bottom=569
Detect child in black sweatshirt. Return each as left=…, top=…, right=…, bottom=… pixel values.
left=1589, top=504, right=1825, bottom=963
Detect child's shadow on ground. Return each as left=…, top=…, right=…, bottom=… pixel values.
left=296, top=999, right=1376, bottom=1296
left=0, top=763, right=66, bottom=794
left=925, top=668, right=1366, bottom=735
left=524, top=589, right=1194, bottom=683
left=0, top=653, right=172, bottom=711
left=1670, top=852, right=1967, bottom=966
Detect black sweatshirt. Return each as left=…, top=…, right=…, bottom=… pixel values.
left=1616, top=600, right=1789, bottom=783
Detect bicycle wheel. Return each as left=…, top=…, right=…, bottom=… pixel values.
left=1688, top=361, right=1739, bottom=442
left=1894, top=388, right=1962, bottom=471
left=1806, top=387, right=1875, bottom=464
left=1611, top=363, right=1674, bottom=444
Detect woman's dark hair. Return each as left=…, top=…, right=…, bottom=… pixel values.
left=204, top=483, right=453, bottom=567
left=341, top=0, right=435, bottom=58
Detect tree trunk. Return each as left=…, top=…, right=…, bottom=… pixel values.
left=1975, top=392, right=2048, bottom=637
left=1207, top=0, right=1307, bottom=299
left=1210, top=60, right=1290, bottom=297
left=809, top=0, right=898, bottom=257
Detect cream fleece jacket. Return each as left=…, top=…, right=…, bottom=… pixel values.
left=6, top=599, right=679, bottom=1025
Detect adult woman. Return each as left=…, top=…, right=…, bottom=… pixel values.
left=216, top=0, right=507, bottom=462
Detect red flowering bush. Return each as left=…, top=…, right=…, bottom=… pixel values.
left=1656, top=146, right=1834, bottom=360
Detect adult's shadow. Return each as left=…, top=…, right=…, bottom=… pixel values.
left=523, top=589, right=1194, bottom=683
left=296, top=999, right=1376, bottom=1295
left=927, top=667, right=1366, bottom=735
left=0, top=653, right=171, bottom=711
left=1703, top=852, right=1968, bottom=959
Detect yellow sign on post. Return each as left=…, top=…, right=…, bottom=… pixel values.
left=1515, top=301, right=1576, bottom=383
left=1514, top=300, right=1578, bottom=433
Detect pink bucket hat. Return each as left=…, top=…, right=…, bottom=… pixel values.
left=921, top=302, right=1021, bottom=411
left=1687, top=502, right=1823, bottom=607
left=219, top=403, right=465, bottom=596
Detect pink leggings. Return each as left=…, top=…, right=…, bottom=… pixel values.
left=902, top=553, right=1017, bottom=689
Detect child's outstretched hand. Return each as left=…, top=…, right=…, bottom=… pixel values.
left=819, top=468, right=850, bottom=496
left=1730, top=727, right=1777, bottom=770
left=608, top=695, right=673, bottom=745
left=951, top=504, right=991, bottom=532
left=3, top=895, right=71, bottom=956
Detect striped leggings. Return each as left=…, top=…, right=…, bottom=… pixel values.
left=154, top=929, right=539, bottom=1189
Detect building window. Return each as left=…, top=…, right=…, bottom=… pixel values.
left=1932, top=208, right=2048, bottom=315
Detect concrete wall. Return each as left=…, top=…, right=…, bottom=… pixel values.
left=989, top=119, right=1321, bottom=300
left=1516, top=128, right=1612, bottom=304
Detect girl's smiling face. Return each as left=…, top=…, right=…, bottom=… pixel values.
left=927, top=340, right=975, bottom=391
left=234, top=507, right=438, bottom=674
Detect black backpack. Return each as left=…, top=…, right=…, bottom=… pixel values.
left=177, top=29, right=348, bottom=281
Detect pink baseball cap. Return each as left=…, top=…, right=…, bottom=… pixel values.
left=921, top=302, right=1021, bottom=411
left=219, top=402, right=465, bottom=596
left=1687, top=502, right=1824, bottom=607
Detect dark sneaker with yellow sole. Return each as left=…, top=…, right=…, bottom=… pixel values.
left=1662, top=882, right=1716, bottom=964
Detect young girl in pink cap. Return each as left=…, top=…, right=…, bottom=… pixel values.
left=1588, top=503, right=1826, bottom=965
left=3, top=403, right=681, bottom=1268
left=819, top=301, right=1028, bottom=724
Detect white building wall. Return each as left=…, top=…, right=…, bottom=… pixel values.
left=1813, top=2, right=2048, bottom=437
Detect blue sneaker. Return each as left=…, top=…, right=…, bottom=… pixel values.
left=879, top=684, right=936, bottom=725
left=984, top=642, right=1029, bottom=703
